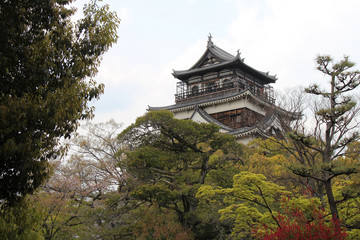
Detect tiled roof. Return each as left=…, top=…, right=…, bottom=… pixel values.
left=172, top=38, right=277, bottom=83
left=148, top=89, right=269, bottom=112
left=203, top=44, right=235, bottom=62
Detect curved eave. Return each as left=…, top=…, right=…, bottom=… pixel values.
left=173, top=58, right=276, bottom=84
left=148, top=89, right=275, bottom=113
left=173, top=58, right=237, bottom=80
left=238, top=59, right=277, bottom=84
left=231, top=127, right=260, bottom=138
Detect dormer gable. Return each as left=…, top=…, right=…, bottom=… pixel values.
left=189, top=35, right=236, bottom=70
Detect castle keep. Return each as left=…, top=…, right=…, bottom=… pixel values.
left=149, top=36, right=292, bottom=144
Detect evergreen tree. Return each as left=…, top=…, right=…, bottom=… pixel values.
left=0, top=0, right=120, bottom=205
left=265, top=55, right=360, bottom=221
left=119, top=110, right=243, bottom=239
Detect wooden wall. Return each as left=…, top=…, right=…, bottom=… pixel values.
left=210, top=108, right=264, bottom=129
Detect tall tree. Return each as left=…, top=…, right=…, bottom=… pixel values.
left=262, top=56, right=360, bottom=221
left=0, top=0, right=120, bottom=205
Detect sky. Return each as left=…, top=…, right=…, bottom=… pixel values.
left=74, top=0, right=360, bottom=128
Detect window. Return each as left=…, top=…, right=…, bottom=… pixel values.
left=205, top=82, right=215, bottom=93
left=191, top=85, right=199, bottom=95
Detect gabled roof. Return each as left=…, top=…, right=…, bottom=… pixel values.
left=172, top=36, right=277, bottom=84
left=188, top=105, right=281, bottom=141
left=189, top=39, right=234, bottom=69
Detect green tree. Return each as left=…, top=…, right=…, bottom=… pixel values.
left=197, top=171, right=338, bottom=239
left=197, top=171, right=291, bottom=239
left=291, top=56, right=360, bottom=220
left=0, top=196, right=43, bottom=240
left=0, top=0, right=120, bottom=205
left=118, top=110, right=243, bottom=239
left=261, top=56, right=360, bottom=222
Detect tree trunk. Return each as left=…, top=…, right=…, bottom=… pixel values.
left=324, top=179, right=339, bottom=221
left=199, top=156, right=209, bottom=184
left=323, top=74, right=339, bottom=221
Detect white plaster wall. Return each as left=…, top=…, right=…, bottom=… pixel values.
left=190, top=111, right=207, bottom=123
left=173, top=110, right=194, bottom=119
left=172, top=98, right=266, bottom=121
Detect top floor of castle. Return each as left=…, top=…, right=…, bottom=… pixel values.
left=172, top=35, right=277, bottom=105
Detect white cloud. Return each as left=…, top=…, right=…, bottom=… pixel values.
left=86, top=0, right=360, bottom=128
left=225, top=0, right=360, bottom=90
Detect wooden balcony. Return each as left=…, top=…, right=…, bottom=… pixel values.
left=175, top=81, right=275, bottom=104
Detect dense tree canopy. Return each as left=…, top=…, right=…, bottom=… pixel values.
left=118, top=110, right=243, bottom=239
left=0, top=0, right=120, bottom=205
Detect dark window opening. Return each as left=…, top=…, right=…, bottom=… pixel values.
left=191, top=85, right=199, bottom=96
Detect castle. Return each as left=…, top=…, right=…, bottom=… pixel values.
left=149, top=36, right=293, bottom=144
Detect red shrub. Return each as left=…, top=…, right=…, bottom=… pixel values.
left=252, top=198, right=348, bottom=240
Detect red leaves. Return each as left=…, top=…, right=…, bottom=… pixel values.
left=252, top=197, right=348, bottom=240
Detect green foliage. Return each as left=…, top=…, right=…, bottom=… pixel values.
left=197, top=171, right=330, bottom=239
left=119, top=110, right=243, bottom=239
left=302, top=56, right=360, bottom=220
left=197, top=172, right=291, bottom=239
left=257, top=55, right=360, bottom=222
left=0, top=0, right=120, bottom=205
left=0, top=197, right=43, bottom=240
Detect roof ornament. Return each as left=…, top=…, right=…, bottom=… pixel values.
left=207, top=33, right=213, bottom=47
left=236, top=49, right=241, bottom=57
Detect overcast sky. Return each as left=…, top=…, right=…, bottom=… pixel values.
left=74, top=0, right=360, bottom=127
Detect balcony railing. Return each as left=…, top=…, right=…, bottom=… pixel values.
left=175, top=81, right=275, bottom=104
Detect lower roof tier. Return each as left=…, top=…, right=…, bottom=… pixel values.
left=148, top=90, right=300, bottom=144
